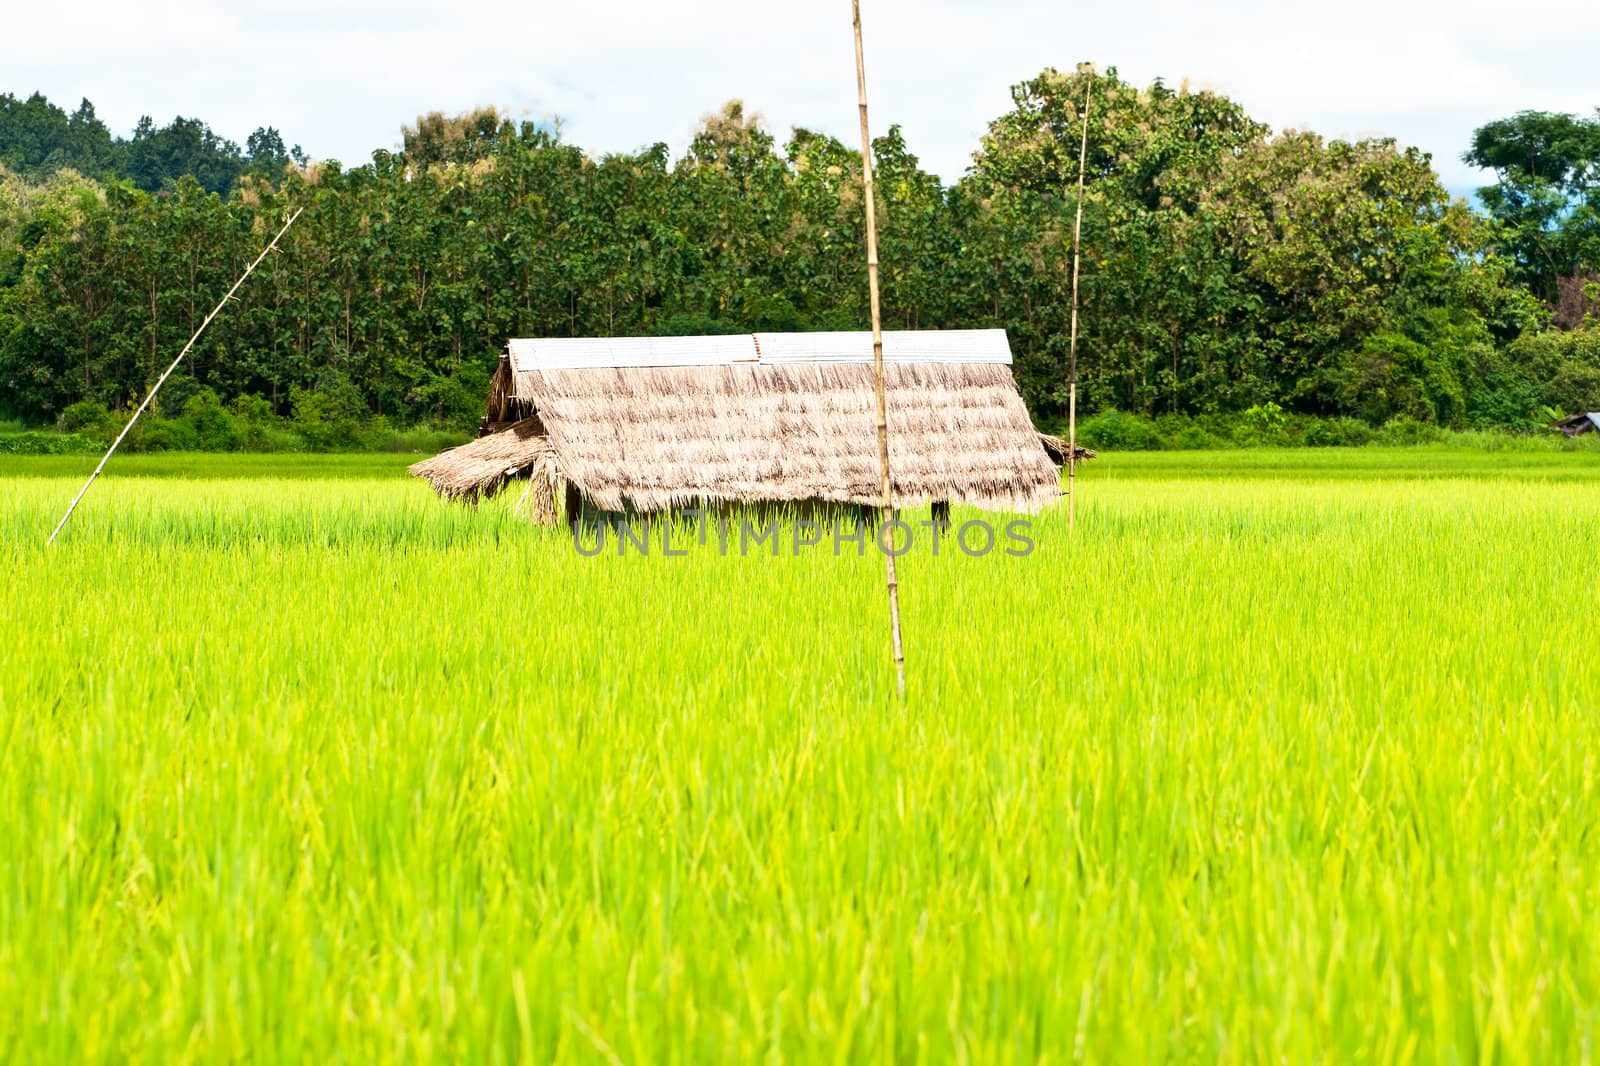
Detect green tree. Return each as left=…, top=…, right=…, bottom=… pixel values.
left=401, top=108, right=509, bottom=169
left=1465, top=109, right=1600, bottom=308
left=0, top=93, right=116, bottom=179
left=0, top=75, right=1567, bottom=433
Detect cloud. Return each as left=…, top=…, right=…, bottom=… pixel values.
left=4, top=0, right=1596, bottom=190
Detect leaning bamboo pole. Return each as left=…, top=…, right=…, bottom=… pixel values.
left=47, top=208, right=302, bottom=545
left=851, top=0, right=906, bottom=698
left=1067, top=67, right=1093, bottom=531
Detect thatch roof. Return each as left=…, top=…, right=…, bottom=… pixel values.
left=1553, top=412, right=1600, bottom=437
left=1037, top=433, right=1096, bottom=464
left=427, top=329, right=1068, bottom=514
left=408, top=418, right=554, bottom=501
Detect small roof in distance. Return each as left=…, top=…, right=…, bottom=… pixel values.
left=506, top=329, right=1012, bottom=372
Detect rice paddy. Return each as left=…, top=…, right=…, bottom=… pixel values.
left=3, top=449, right=1599, bottom=1063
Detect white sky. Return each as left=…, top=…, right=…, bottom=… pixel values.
left=5, top=0, right=1598, bottom=197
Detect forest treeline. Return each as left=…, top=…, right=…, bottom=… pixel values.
left=1, top=72, right=1598, bottom=436
left=0, top=91, right=304, bottom=195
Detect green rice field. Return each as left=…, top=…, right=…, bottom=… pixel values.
left=3, top=449, right=1599, bottom=1062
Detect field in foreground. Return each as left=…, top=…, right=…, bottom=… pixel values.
left=3, top=449, right=1598, bottom=1063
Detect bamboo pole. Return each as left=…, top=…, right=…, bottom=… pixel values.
left=47, top=208, right=302, bottom=545
left=1067, top=67, right=1093, bottom=532
left=851, top=0, right=905, bottom=698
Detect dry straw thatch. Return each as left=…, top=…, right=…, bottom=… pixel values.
left=1037, top=433, right=1096, bottom=465
left=521, top=360, right=1060, bottom=512
left=415, top=334, right=1069, bottom=518
left=408, top=418, right=557, bottom=509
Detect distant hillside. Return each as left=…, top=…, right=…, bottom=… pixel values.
left=0, top=90, right=303, bottom=194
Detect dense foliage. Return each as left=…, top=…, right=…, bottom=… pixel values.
left=1, top=76, right=1597, bottom=436
left=0, top=91, right=302, bottom=194
left=1465, top=109, right=1600, bottom=317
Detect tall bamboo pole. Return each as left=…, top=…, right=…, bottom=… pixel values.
left=47, top=208, right=302, bottom=545
left=851, top=0, right=905, bottom=698
left=1067, top=68, right=1093, bottom=531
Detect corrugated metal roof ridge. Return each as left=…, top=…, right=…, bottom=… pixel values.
left=756, top=329, right=1010, bottom=365
left=506, top=329, right=1011, bottom=370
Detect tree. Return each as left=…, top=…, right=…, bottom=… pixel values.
left=0, top=92, right=116, bottom=180
left=0, top=73, right=1568, bottom=431
left=671, top=101, right=792, bottom=322
left=245, top=127, right=304, bottom=183
left=972, top=66, right=1266, bottom=210
left=0, top=90, right=304, bottom=196
left=401, top=107, right=508, bottom=169
left=1465, top=109, right=1600, bottom=305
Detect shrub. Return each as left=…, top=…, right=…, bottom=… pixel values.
left=1504, top=327, right=1600, bottom=413
left=1077, top=409, right=1163, bottom=451
left=130, top=417, right=199, bottom=452
left=1300, top=417, right=1375, bottom=447
left=57, top=400, right=117, bottom=442
left=1231, top=402, right=1293, bottom=447
left=230, top=394, right=276, bottom=424
left=405, top=364, right=492, bottom=433
left=181, top=389, right=244, bottom=451
left=1169, top=424, right=1227, bottom=450
left=235, top=422, right=307, bottom=452
left=361, top=422, right=471, bottom=454
left=1324, top=331, right=1469, bottom=426
left=1373, top=416, right=1447, bottom=446
left=0, top=430, right=100, bottom=454
left=645, top=313, right=749, bottom=337
left=291, top=382, right=366, bottom=451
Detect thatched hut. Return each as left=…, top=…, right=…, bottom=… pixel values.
left=1553, top=412, right=1600, bottom=437
left=410, top=329, right=1079, bottom=524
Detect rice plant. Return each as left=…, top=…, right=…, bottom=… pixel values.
left=2, top=451, right=1598, bottom=1063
